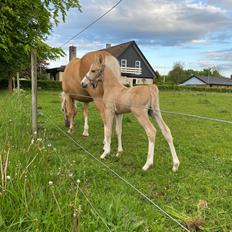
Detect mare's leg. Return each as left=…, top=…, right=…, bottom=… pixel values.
left=115, top=114, right=123, bottom=157
left=82, top=102, right=89, bottom=137
left=152, top=109, right=180, bottom=172
left=100, top=109, right=114, bottom=159
left=66, top=96, right=76, bottom=134
left=133, top=110, right=156, bottom=171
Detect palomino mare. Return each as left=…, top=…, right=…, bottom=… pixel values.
left=61, top=51, right=122, bottom=138
left=81, top=54, right=180, bottom=172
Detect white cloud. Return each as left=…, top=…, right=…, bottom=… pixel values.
left=200, top=48, right=232, bottom=75
left=48, top=0, right=232, bottom=47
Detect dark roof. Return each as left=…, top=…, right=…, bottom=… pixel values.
left=192, top=75, right=232, bottom=86
left=100, top=41, right=133, bottom=58
left=100, top=41, right=156, bottom=77
left=46, top=66, right=65, bottom=73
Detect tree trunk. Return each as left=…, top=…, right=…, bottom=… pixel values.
left=8, top=78, right=13, bottom=93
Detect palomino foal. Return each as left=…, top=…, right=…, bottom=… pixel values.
left=81, top=54, right=180, bottom=172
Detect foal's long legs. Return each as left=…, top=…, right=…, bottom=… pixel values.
left=100, top=109, right=114, bottom=159
left=82, top=102, right=89, bottom=136
left=152, top=109, right=180, bottom=172
left=115, top=114, right=123, bottom=157
left=133, top=110, right=156, bottom=171
left=93, top=98, right=107, bottom=144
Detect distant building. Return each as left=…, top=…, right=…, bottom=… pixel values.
left=179, top=75, right=232, bottom=87
left=46, top=41, right=157, bottom=86
left=99, top=41, right=156, bottom=86
left=46, top=66, right=65, bottom=81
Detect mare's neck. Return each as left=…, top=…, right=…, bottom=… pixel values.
left=103, top=67, right=124, bottom=90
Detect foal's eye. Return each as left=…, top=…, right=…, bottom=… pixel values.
left=91, top=70, right=96, bottom=73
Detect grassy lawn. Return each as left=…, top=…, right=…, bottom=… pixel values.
left=0, top=89, right=232, bottom=231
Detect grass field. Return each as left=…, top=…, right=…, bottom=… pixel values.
left=0, top=89, right=232, bottom=231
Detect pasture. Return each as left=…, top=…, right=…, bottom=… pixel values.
left=0, top=89, right=232, bottom=231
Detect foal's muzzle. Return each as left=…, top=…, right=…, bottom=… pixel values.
left=81, top=82, right=88, bottom=88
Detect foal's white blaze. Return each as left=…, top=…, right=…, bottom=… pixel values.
left=142, top=141, right=154, bottom=171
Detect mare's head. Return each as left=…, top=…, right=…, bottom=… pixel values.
left=81, top=54, right=105, bottom=89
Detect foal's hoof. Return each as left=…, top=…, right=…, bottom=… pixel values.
left=172, top=162, right=180, bottom=172
left=142, top=163, right=153, bottom=171
left=116, top=151, right=123, bottom=158
left=100, top=154, right=106, bottom=159
left=82, top=132, right=89, bottom=137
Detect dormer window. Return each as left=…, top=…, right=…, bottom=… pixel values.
left=121, top=59, right=127, bottom=67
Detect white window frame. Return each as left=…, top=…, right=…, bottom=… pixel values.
left=121, top=59, right=127, bottom=67
left=135, top=60, right=141, bottom=68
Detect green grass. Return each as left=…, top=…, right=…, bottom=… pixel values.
left=0, top=89, right=232, bottom=231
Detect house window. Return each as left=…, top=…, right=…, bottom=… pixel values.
left=121, top=59, right=127, bottom=67
left=135, top=60, right=141, bottom=68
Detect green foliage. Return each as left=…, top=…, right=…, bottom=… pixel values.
left=0, top=90, right=232, bottom=231
left=157, top=84, right=232, bottom=93
left=185, top=68, right=222, bottom=78
left=168, top=63, right=187, bottom=84
left=0, top=0, right=81, bottom=80
left=0, top=79, right=62, bottom=90
left=167, top=63, right=223, bottom=85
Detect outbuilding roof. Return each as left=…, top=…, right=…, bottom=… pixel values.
left=185, top=75, right=232, bottom=86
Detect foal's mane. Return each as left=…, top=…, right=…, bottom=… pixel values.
left=104, top=54, right=121, bottom=80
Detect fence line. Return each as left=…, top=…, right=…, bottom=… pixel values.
left=61, top=92, right=232, bottom=125
left=77, top=184, right=112, bottom=232
left=43, top=113, right=190, bottom=232
left=60, top=0, right=123, bottom=48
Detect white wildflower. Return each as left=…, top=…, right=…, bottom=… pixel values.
left=77, top=179, right=80, bottom=184
left=48, top=143, right=52, bottom=148
left=48, top=181, right=53, bottom=186
left=69, top=173, right=73, bottom=177
left=6, top=175, right=11, bottom=180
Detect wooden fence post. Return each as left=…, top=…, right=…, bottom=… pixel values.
left=17, top=72, right=20, bottom=92
left=31, top=49, right=37, bottom=139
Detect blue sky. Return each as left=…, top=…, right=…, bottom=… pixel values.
left=47, top=0, right=232, bottom=77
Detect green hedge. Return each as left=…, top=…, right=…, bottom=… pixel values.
left=21, top=80, right=62, bottom=90
left=157, top=84, right=232, bottom=93
left=1, top=79, right=232, bottom=93
left=0, top=79, right=62, bottom=90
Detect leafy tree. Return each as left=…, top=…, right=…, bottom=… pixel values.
left=185, top=68, right=222, bottom=78
left=0, top=0, right=81, bottom=89
left=168, top=63, right=187, bottom=84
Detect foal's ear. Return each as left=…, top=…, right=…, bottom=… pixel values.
left=95, top=54, right=104, bottom=65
